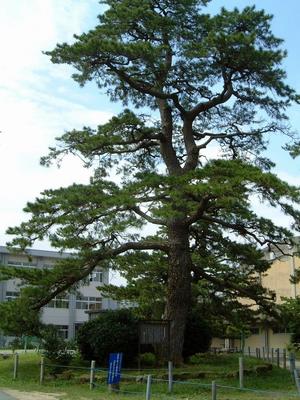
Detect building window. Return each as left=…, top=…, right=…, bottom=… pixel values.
left=5, top=291, right=19, bottom=301
left=56, top=325, right=69, bottom=339
left=89, top=270, right=103, bottom=283
left=42, top=263, right=54, bottom=269
left=7, top=260, right=37, bottom=268
left=272, top=327, right=288, bottom=334
left=46, top=293, right=69, bottom=309
left=75, top=323, right=83, bottom=337
left=269, top=251, right=275, bottom=261
left=76, top=294, right=102, bottom=310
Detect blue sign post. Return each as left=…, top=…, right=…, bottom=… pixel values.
left=107, top=352, right=123, bottom=386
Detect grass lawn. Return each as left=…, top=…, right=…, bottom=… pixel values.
left=0, top=352, right=298, bottom=399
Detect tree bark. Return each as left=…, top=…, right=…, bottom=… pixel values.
left=165, top=221, right=192, bottom=364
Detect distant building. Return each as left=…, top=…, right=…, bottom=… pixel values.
left=211, top=242, right=299, bottom=351
left=0, top=246, right=120, bottom=342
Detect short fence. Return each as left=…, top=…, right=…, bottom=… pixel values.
left=9, top=352, right=300, bottom=399
left=244, top=347, right=288, bottom=368
left=211, top=346, right=290, bottom=369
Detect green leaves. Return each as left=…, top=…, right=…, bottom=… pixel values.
left=0, top=295, right=42, bottom=337
left=41, top=109, right=161, bottom=173
left=46, top=1, right=297, bottom=121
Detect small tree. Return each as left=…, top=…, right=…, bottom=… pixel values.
left=279, top=297, right=300, bottom=345
left=0, top=294, right=42, bottom=338
left=42, top=325, right=73, bottom=368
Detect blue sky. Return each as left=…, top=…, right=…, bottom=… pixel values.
left=0, top=0, right=299, bottom=249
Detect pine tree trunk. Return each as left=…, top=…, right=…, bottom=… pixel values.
left=165, top=222, right=192, bottom=365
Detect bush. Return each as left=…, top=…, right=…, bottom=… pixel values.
left=182, top=312, right=212, bottom=360
left=140, top=352, right=156, bottom=366
left=76, top=309, right=139, bottom=366
left=42, top=325, right=73, bottom=369
left=189, top=352, right=208, bottom=364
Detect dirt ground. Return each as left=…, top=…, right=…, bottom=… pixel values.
left=2, top=390, right=65, bottom=400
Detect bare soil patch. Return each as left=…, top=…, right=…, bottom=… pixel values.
left=2, top=390, right=65, bottom=400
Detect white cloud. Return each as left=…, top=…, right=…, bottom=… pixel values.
left=0, top=0, right=110, bottom=248
left=0, top=0, right=299, bottom=253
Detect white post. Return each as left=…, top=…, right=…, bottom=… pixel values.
left=39, top=356, right=45, bottom=385
left=239, top=356, right=244, bottom=389
left=168, top=361, right=173, bottom=393
left=283, top=349, right=287, bottom=369
left=13, top=353, right=19, bottom=379
left=146, top=375, right=152, bottom=400
left=90, top=360, right=95, bottom=390
left=290, top=352, right=296, bottom=375
left=294, top=369, right=300, bottom=394
left=211, top=380, right=217, bottom=400
left=24, top=336, right=27, bottom=353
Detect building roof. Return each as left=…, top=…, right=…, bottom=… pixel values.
left=0, top=245, right=73, bottom=259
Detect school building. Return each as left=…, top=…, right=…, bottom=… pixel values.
left=0, top=246, right=119, bottom=344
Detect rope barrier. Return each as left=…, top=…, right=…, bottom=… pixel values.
left=151, top=377, right=212, bottom=387
left=122, top=367, right=168, bottom=371
left=42, top=359, right=299, bottom=398
left=93, top=381, right=144, bottom=395
left=216, top=384, right=299, bottom=397
left=43, top=363, right=90, bottom=370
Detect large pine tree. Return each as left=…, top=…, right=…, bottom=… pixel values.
left=2, top=1, right=300, bottom=362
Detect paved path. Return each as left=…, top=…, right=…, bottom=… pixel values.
left=0, top=392, right=16, bottom=400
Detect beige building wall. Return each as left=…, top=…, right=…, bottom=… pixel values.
left=211, top=337, right=225, bottom=348
left=261, top=254, right=300, bottom=303
left=244, top=331, right=264, bottom=349
left=268, top=332, right=291, bottom=348
left=212, top=248, right=300, bottom=351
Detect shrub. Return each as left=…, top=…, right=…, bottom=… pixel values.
left=42, top=325, right=73, bottom=369
left=76, top=309, right=139, bottom=366
left=182, top=312, right=212, bottom=359
left=189, top=352, right=208, bottom=364
left=140, top=352, right=156, bottom=366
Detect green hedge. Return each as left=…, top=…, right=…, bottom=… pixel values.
left=76, top=309, right=139, bottom=366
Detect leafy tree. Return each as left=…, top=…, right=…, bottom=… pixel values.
left=0, top=293, right=42, bottom=338
left=2, top=1, right=300, bottom=363
left=278, top=297, right=300, bottom=344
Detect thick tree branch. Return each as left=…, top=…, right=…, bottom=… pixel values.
left=32, top=239, right=169, bottom=309
left=131, top=206, right=166, bottom=225
left=107, top=63, right=176, bottom=100
left=182, top=117, right=200, bottom=172
left=188, top=79, right=233, bottom=120
left=186, top=196, right=211, bottom=225
left=157, top=99, right=182, bottom=175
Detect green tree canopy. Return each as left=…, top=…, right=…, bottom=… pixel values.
left=2, top=0, right=300, bottom=362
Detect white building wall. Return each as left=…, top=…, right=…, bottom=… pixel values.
left=0, top=246, right=119, bottom=340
